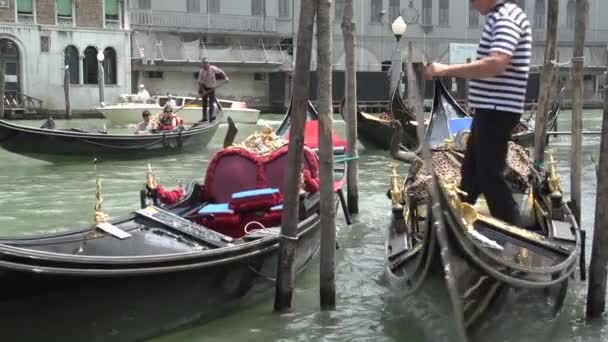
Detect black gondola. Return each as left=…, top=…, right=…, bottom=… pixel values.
left=0, top=113, right=221, bottom=162
left=0, top=101, right=345, bottom=341
left=341, top=88, right=419, bottom=150
left=385, top=80, right=581, bottom=341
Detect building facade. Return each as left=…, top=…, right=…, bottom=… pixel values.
left=0, top=0, right=131, bottom=113
left=129, top=0, right=294, bottom=111
left=128, top=0, right=608, bottom=110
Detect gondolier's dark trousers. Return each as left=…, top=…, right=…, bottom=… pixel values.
left=202, top=88, right=216, bottom=122
left=460, top=108, right=521, bottom=225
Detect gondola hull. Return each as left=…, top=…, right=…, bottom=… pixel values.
left=0, top=118, right=220, bottom=162
left=0, top=184, right=327, bottom=341
left=384, top=80, right=579, bottom=341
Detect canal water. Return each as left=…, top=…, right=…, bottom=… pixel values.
left=0, top=111, right=603, bottom=342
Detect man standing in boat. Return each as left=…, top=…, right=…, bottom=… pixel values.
left=424, top=0, right=531, bottom=225
left=197, top=58, right=229, bottom=122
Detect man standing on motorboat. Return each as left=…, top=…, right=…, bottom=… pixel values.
left=424, top=0, right=531, bottom=225
left=197, top=57, right=229, bottom=122
left=137, top=84, right=151, bottom=102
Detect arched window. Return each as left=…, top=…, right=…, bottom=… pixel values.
left=534, top=0, right=545, bottom=29
left=83, top=46, right=98, bottom=84
left=64, top=45, right=79, bottom=84
left=103, top=47, right=117, bottom=84
left=566, top=0, right=576, bottom=28
left=422, top=0, right=432, bottom=26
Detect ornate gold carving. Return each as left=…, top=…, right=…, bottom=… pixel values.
left=94, top=176, right=109, bottom=224
left=389, top=163, right=404, bottom=205
left=546, top=149, right=562, bottom=196
left=146, top=163, right=157, bottom=190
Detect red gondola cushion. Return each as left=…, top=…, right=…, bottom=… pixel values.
left=229, top=188, right=283, bottom=213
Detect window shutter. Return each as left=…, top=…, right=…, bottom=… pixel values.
left=56, top=0, right=73, bottom=16
left=17, top=0, right=33, bottom=13
left=105, top=0, right=118, bottom=16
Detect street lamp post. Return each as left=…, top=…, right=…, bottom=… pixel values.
left=390, top=16, right=407, bottom=96
left=97, top=50, right=105, bottom=107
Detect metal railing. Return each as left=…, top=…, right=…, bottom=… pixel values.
left=532, top=28, right=608, bottom=42
left=130, top=9, right=277, bottom=33
left=2, top=93, right=43, bottom=117
left=17, top=13, right=34, bottom=24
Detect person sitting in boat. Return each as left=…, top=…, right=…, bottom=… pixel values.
left=156, top=105, right=183, bottom=132
left=134, top=110, right=155, bottom=135
left=136, top=84, right=151, bottom=102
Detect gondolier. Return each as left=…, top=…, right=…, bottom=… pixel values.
left=424, top=0, right=531, bottom=225
left=197, top=58, right=229, bottom=122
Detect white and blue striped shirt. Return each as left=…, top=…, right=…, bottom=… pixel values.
left=469, top=1, right=531, bottom=114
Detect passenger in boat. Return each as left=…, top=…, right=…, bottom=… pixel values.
left=156, top=105, right=183, bottom=132
left=136, top=84, right=151, bottom=102
left=134, top=110, right=155, bottom=135
left=424, top=0, right=531, bottom=225
left=197, top=57, right=228, bottom=122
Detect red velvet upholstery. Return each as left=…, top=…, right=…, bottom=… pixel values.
left=203, top=147, right=263, bottom=203
left=199, top=145, right=320, bottom=238
left=229, top=192, right=283, bottom=213
left=263, top=145, right=320, bottom=194
left=197, top=214, right=243, bottom=238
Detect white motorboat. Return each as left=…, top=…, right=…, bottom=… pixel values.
left=98, top=94, right=261, bottom=126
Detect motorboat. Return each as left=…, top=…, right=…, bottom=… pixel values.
left=98, top=94, right=261, bottom=125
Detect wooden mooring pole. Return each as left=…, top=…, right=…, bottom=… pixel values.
left=274, top=0, right=316, bottom=312
left=64, top=66, right=72, bottom=120
left=569, top=0, right=589, bottom=225
left=585, top=53, right=608, bottom=319
left=0, top=62, right=4, bottom=119
left=342, top=0, right=359, bottom=215
left=407, top=42, right=414, bottom=105
left=534, top=0, right=558, bottom=164
left=317, top=0, right=337, bottom=310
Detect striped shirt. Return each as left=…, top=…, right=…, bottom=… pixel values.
left=469, top=1, right=531, bottom=114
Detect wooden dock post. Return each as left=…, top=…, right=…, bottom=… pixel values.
left=585, top=50, right=608, bottom=319
left=274, top=0, right=316, bottom=312
left=317, top=0, right=336, bottom=310
left=533, top=0, right=559, bottom=164
left=407, top=42, right=415, bottom=105
left=0, top=62, right=4, bottom=119
left=583, top=55, right=608, bottom=319
left=342, top=0, right=359, bottom=214
left=64, top=66, right=72, bottom=120
left=570, top=0, right=589, bottom=225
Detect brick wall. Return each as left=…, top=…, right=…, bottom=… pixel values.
left=0, top=0, right=15, bottom=23
left=76, top=0, right=103, bottom=28
left=37, top=0, right=55, bottom=25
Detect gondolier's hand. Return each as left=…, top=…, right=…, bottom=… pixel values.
left=424, top=62, right=449, bottom=80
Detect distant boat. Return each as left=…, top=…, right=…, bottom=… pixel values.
left=0, top=113, right=221, bottom=162
left=98, top=94, right=261, bottom=125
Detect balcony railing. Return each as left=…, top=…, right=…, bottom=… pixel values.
left=17, top=13, right=34, bottom=24
left=130, top=9, right=277, bottom=33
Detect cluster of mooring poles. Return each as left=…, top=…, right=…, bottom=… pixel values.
left=271, top=0, right=608, bottom=323
left=273, top=0, right=360, bottom=311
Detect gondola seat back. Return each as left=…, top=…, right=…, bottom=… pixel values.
left=199, top=146, right=320, bottom=238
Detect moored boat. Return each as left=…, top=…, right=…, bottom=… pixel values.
left=384, top=80, right=582, bottom=341
left=0, top=113, right=221, bottom=162
left=98, top=94, right=261, bottom=125
left=0, top=131, right=344, bottom=342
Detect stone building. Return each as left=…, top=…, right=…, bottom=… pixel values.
left=0, top=0, right=131, bottom=113
left=128, top=0, right=608, bottom=111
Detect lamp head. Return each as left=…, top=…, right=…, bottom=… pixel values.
left=96, top=50, right=105, bottom=62
left=391, top=16, right=407, bottom=41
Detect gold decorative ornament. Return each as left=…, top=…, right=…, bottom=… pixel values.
left=94, top=175, right=109, bottom=224
left=389, top=163, right=404, bottom=205
left=546, top=149, right=562, bottom=196
left=146, top=163, right=157, bottom=190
